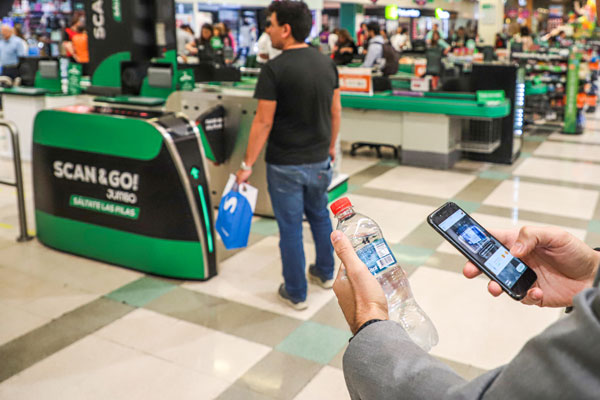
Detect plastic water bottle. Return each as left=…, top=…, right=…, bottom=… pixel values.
left=330, top=197, right=439, bottom=351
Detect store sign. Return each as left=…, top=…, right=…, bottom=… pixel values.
left=178, top=69, right=195, bottom=91
left=385, top=5, right=398, bottom=20
left=112, top=0, right=122, bottom=22
left=67, top=63, right=82, bottom=95
left=53, top=161, right=141, bottom=205
left=398, top=8, right=421, bottom=18
left=338, top=67, right=373, bottom=96
left=385, top=6, right=421, bottom=19
left=435, top=8, right=450, bottom=19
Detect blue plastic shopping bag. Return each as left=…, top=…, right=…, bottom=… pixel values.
left=215, top=183, right=253, bottom=250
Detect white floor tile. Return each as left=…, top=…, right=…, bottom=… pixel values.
left=436, top=212, right=588, bottom=255
left=340, top=155, right=379, bottom=177
left=514, top=157, right=600, bottom=187
left=0, top=266, right=97, bottom=320
left=342, top=194, right=436, bottom=243
left=410, top=267, right=562, bottom=370
left=364, top=166, right=476, bottom=199
left=483, top=179, right=598, bottom=220
left=0, top=302, right=49, bottom=345
left=0, top=335, right=231, bottom=400
left=0, top=240, right=142, bottom=295
left=184, top=236, right=337, bottom=320
left=96, top=309, right=270, bottom=383
left=549, top=131, right=600, bottom=144
left=533, top=141, right=600, bottom=162
left=294, top=366, right=350, bottom=400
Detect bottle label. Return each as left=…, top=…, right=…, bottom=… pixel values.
left=356, top=238, right=397, bottom=275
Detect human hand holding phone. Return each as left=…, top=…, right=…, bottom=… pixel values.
left=463, top=226, right=600, bottom=308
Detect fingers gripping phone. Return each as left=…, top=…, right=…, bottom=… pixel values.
left=428, top=202, right=537, bottom=300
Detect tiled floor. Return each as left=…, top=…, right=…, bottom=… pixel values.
left=1, top=120, right=599, bottom=399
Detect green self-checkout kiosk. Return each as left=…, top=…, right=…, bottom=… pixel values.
left=32, top=0, right=217, bottom=280
left=33, top=106, right=216, bottom=279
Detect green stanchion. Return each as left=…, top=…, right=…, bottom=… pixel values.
left=564, top=51, right=582, bottom=134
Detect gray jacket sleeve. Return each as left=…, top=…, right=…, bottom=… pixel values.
left=343, top=288, right=600, bottom=400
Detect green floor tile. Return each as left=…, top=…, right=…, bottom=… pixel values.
left=275, top=321, right=351, bottom=365
left=346, top=183, right=360, bottom=193
left=523, top=135, right=546, bottom=142
left=520, top=152, right=532, bottom=158
left=588, top=220, right=600, bottom=234
left=105, top=277, right=176, bottom=308
left=390, top=243, right=435, bottom=267
left=477, top=170, right=512, bottom=181
left=378, top=158, right=400, bottom=167
left=449, top=199, right=481, bottom=214
left=250, top=218, right=279, bottom=236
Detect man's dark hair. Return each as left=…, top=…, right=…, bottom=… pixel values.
left=268, top=1, right=312, bottom=43
left=367, top=22, right=380, bottom=34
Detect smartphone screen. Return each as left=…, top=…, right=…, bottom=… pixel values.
left=438, top=209, right=528, bottom=289
left=428, top=202, right=537, bottom=299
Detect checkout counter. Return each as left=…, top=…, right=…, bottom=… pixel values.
left=0, top=59, right=81, bottom=161
left=341, top=63, right=523, bottom=168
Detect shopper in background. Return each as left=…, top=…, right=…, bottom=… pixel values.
left=186, top=23, right=217, bottom=63
left=13, top=23, right=27, bottom=53
left=211, top=24, right=224, bottom=51
left=238, top=20, right=255, bottom=61
left=332, top=226, right=600, bottom=399
left=256, top=19, right=281, bottom=65
left=429, top=30, right=450, bottom=55
left=361, top=22, right=384, bottom=68
left=390, top=27, right=410, bottom=53
left=333, top=28, right=356, bottom=65
left=452, top=26, right=467, bottom=48
left=176, top=24, right=195, bottom=60
left=319, top=25, right=330, bottom=45
left=357, top=22, right=368, bottom=48
left=514, top=26, right=534, bottom=52
left=71, top=21, right=89, bottom=73
left=328, top=28, right=339, bottom=52
left=425, top=22, right=442, bottom=45
left=235, top=0, right=340, bottom=310
left=0, top=25, right=25, bottom=79
left=220, top=23, right=236, bottom=55
left=495, top=32, right=506, bottom=49
left=62, top=13, right=85, bottom=62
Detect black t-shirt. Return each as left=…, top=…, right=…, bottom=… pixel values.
left=254, top=46, right=339, bottom=165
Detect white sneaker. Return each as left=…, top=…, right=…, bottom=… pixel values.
left=278, top=284, right=308, bottom=310
left=308, top=265, right=334, bottom=289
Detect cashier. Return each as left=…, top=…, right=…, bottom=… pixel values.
left=0, top=25, right=26, bottom=79
left=429, top=31, right=450, bottom=55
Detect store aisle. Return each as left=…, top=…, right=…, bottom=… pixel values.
left=1, top=123, right=599, bottom=399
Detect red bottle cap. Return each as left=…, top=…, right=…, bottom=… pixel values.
left=330, top=197, right=352, bottom=215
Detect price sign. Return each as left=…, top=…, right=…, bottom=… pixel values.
left=338, top=67, right=373, bottom=96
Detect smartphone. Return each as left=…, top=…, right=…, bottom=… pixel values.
left=427, top=202, right=537, bottom=300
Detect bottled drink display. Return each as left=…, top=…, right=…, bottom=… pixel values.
left=330, top=197, right=439, bottom=352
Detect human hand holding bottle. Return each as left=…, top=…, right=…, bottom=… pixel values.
left=331, top=231, right=389, bottom=334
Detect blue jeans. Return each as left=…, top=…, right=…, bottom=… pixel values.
left=267, top=159, right=334, bottom=301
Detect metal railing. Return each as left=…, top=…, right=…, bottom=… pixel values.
left=0, top=120, right=33, bottom=242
